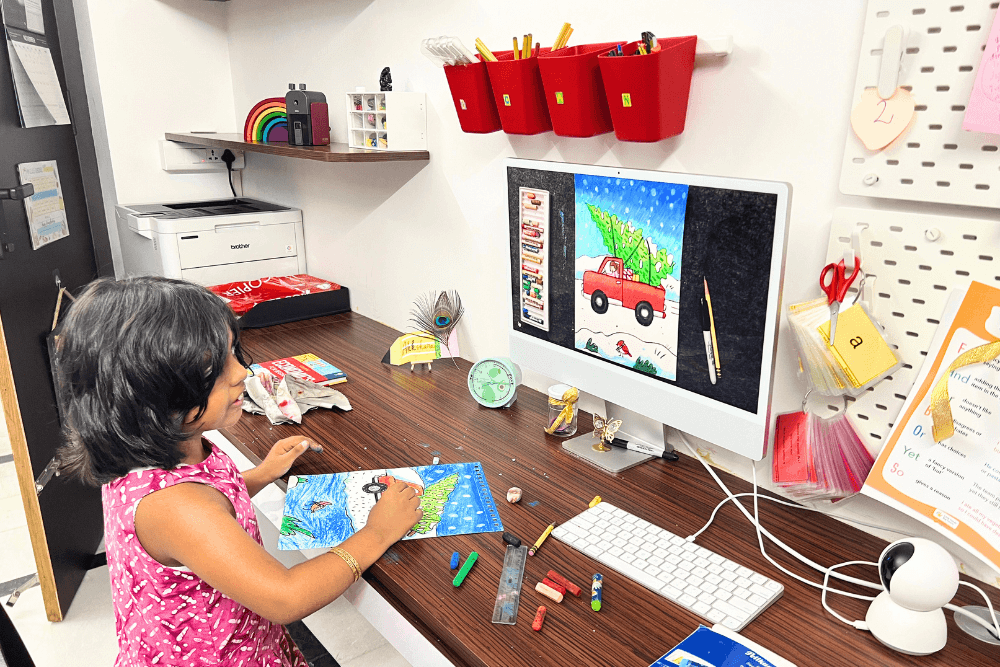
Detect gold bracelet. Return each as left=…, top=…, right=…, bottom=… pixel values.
left=329, top=547, right=361, bottom=582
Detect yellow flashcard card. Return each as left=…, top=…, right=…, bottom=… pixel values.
left=818, top=303, right=899, bottom=388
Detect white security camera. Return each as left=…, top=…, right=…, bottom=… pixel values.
left=865, top=538, right=959, bottom=655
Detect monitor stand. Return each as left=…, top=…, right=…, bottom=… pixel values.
left=561, top=402, right=675, bottom=474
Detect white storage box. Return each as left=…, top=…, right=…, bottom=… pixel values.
left=115, top=198, right=306, bottom=285
left=346, top=91, right=427, bottom=151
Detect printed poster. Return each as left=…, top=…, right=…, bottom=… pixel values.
left=863, top=281, right=1000, bottom=574
left=278, top=462, right=503, bottom=550
left=574, top=174, right=686, bottom=381
left=17, top=160, right=68, bottom=249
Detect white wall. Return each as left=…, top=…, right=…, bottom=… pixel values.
left=75, top=0, right=239, bottom=273
left=78, top=0, right=1000, bottom=587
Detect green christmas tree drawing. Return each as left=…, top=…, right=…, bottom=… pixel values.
left=280, top=515, right=314, bottom=539
left=586, top=203, right=675, bottom=288
left=410, top=473, right=459, bottom=535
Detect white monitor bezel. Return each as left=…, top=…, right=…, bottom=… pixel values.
left=506, top=159, right=790, bottom=461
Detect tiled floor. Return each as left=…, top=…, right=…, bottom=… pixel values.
left=0, top=402, right=415, bottom=667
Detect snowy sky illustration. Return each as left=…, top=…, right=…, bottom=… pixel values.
left=575, top=174, right=688, bottom=282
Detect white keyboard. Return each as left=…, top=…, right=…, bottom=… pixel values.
left=552, top=502, right=783, bottom=631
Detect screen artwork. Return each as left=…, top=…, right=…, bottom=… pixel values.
left=278, top=462, right=503, bottom=550
left=574, top=174, right=687, bottom=381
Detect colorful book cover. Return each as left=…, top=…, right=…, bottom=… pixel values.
left=250, top=353, right=346, bottom=386
left=278, top=462, right=503, bottom=550
left=651, top=626, right=790, bottom=667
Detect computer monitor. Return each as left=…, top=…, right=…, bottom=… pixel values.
left=507, top=159, right=790, bottom=464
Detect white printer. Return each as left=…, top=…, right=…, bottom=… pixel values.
left=115, top=198, right=306, bottom=285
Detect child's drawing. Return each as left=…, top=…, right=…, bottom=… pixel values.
left=278, top=462, right=503, bottom=550
left=575, top=175, right=687, bottom=381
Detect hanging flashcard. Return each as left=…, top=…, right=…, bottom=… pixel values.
left=17, top=160, right=68, bottom=249
left=863, top=281, right=1000, bottom=574
left=849, top=87, right=915, bottom=151
left=5, top=27, right=70, bottom=128
left=963, top=8, right=1000, bottom=135
left=519, top=187, right=549, bottom=331
left=278, top=462, right=503, bottom=550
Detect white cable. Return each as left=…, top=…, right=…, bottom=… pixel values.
left=687, top=492, right=910, bottom=542
left=679, top=435, right=882, bottom=594
left=821, top=560, right=875, bottom=629
left=947, top=581, right=1000, bottom=641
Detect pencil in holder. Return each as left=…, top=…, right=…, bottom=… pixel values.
left=443, top=56, right=503, bottom=133
left=537, top=42, right=623, bottom=137
left=597, top=36, right=697, bottom=142
left=485, top=48, right=553, bottom=135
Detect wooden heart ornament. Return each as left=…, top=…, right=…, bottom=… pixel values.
left=850, top=87, right=915, bottom=151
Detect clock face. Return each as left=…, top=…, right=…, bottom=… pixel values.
left=468, top=359, right=518, bottom=408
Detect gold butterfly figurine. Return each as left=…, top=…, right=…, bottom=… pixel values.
left=592, top=415, right=622, bottom=452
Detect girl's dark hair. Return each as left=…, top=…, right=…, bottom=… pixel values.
left=55, top=277, right=248, bottom=486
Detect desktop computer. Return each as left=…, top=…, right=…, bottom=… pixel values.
left=507, top=159, right=790, bottom=466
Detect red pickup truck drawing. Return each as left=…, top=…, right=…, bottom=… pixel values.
left=582, top=256, right=665, bottom=326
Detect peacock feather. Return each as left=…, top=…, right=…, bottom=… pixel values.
left=410, top=290, right=464, bottom=355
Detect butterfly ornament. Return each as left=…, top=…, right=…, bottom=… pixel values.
left=592, top=415, right=622, bottom=452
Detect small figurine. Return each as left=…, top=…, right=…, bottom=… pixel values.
left=506, top=487, right=522, bottom=503
left=380, top=66, right=392, bottom=92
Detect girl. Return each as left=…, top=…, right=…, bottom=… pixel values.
left=56, top=277, right=422, bottom=666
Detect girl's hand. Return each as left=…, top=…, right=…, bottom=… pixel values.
left=243, top=436, right=322, bottom=497
left=364, top=482, right=423, bottom=547
left=262, top=436, right=321, bottom=479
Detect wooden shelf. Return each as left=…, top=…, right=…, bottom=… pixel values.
left=164, top=132, right=429, bottom=163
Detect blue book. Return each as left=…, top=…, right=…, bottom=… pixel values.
left=651, top=625, right=795, bottom=667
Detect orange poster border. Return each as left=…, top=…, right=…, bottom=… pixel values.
left=866, top=281, right=1000, bottom=569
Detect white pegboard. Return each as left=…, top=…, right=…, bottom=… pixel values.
left=841, top=0, right=1000, bottom=208
left=825, top=207, right=1000, bottom=454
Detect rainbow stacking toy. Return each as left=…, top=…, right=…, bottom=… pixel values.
left=243, top=98, right=288, bottom=143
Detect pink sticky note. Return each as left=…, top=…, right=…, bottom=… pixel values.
left=963, top=10, right=1000, bottom=134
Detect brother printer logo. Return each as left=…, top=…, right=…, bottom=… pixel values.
left=231, top=243, right=250, bottom=250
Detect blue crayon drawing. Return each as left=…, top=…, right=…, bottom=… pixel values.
left=278, top=462, right=503, bottom=550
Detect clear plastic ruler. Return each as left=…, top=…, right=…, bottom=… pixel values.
left=491, top=545, right=528, bottom=625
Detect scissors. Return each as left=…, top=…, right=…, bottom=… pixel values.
left=819, top=258, right=861, bottom=344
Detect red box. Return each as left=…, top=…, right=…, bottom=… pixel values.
left=597, top=36, right=697, bottom=142
left=537, top=42, right=623, bottom=137
left=443, top=57, right=502, bottom=134
left=485, top=49, right=553, bottom=135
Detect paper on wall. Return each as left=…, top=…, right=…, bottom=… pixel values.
left=862, top=281, right=1000, bottom=574
left=963, top=9, right=1000, bottom=134
left=1, top=0, right=44, bottom=35
left=5, top=26, right=69, bottom=128
left=17, top=160, right=68, bottom=249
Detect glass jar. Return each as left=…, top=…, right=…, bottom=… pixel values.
left=546, top=384, right=578, bottom=437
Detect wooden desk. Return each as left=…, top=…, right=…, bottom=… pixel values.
left=223, top=313, right=996, bottom=667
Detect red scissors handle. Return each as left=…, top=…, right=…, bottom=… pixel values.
left=819, top=258, right=861, bottom=304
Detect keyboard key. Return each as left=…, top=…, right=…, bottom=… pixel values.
left=632, top=558, right=650, bottom=571
left=687, top=576, right=704, bottom=589
left=612, top=537, right=628, bottom=548
left=656, top=571, right=675, bottom=585
left=679, top=594, right=697, bottom=607
left=736, top=566, right=753, bottom=578
left=645, top=564, right=662, bottom=577
left=586, top=534, right=602, bottom=545
left=708, top=553, right=725, bottom=564
left=722, top=617, right=742, bottom=630
left=720, top=570, right=737, bottom=582
left=663, top=585, right=682, bottom=600
left=635, top=549, right=652, bottom=561
left=734, top=587, right=750, bottom=600
left=668, top=545, right=684, bottom=556
left=719, top=580, right=736, bottom=592
left=692, top=566, right=708, bottom=579
left=629, top=535, right=645, bottom=546
left=608, top=545, right=624, bottom=557
left=750, top=573, right=767, bottom=585
left=683, top=542, right=698, bottom=553
left=684, top=584, right=702, bottom=598
left=706, top=608, right=727, bottom=624
left=730, top=597, right=757, bottom=614
left=712, top=599, right=749, bottom=621
left=699, top=581, right=717, bottom=595
left=693, top=601, right=711, bottom=615
left=621, top=553, right=636, bottom=564
left=707, top=564, right=723, bottom=575
left=695, top=547, right=712, bottom=559
left=765, top=581, right=782, bottom=592
left=670, top=536, right=686, bottom=546
left=621, top=513, right=637, bottom=524
left=563, top=523, right=590, bottom=539
left=736, top=576, right=753, bottom=588
left=649, top=555, right=664, bottom=567
left=750, top=584, right=773, bottom=599
left=697, top=592, right=715, bottom=605
left=597, top=553, right=665, bottom=593
left=666, top=554, right=681, bottom=566
left=722, top=561, right=738, bottom=571
left=705, top=573, right=722, bottom=586
left=657, top=538, right=673, bottom=549
left=678, top=561, right=695, bottom=572
left=749, top=594, right=766, bottom=607
left=583, top=544, right=603, bottom=558
left=716, top=590, right=732, bottom=602
left=595, top=519, right=610, bottom=529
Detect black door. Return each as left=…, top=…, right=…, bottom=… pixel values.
left=0, top=0, right=113, bottom=621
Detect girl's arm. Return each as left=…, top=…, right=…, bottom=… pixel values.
left=134, top=479, right=422, bottom=625
left=242, top=436, right=320, bottom=498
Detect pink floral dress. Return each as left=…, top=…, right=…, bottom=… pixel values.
left=102, top=442, right=309, bottom=666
